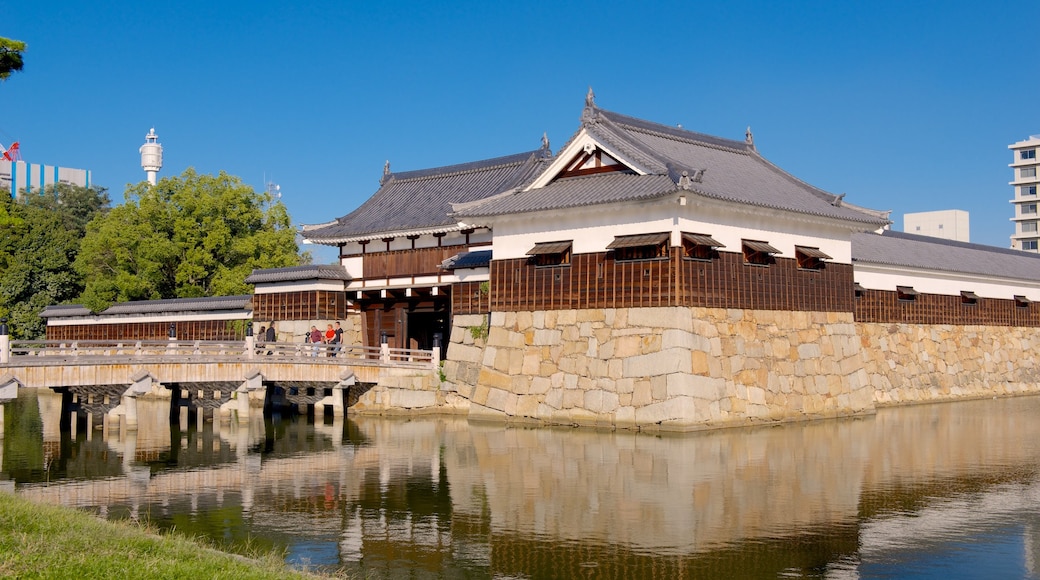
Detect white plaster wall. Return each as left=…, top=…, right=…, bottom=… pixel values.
left=253, top=280, right=346, bottom=294
left=854, top=263, right=1040, bottom=300
left=47, top=311, right=249, bottom=326
left=487, top=194, right=858, bottom=263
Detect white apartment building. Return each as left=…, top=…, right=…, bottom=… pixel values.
left=903, top=209, right=969, bottom=242
left=1010, top=135, right=1040, bottom=252
left=0, top=160, right=91, bottom=199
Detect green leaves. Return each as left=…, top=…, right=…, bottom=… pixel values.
left=0, top=36, right=26, bottom=81
left=0, top=184, right=110, bottom=338
left=74, top=169, right=308, bottom=312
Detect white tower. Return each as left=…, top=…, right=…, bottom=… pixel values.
left=140, top=128, right=163, bottom=185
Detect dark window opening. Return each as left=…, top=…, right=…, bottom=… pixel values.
left=854, top=282, right=865, bottom=298
left=526, top=241, right=572, bottom=267
left=1016, top=295, right=1032, bottom=308
left=960, top=291, right=978, bottom=306
left=608, top=233, right=670, bottom=261
left=897, top=285, right=918, bottom=302
left=681, top=232, right=724, bottom=261
left=795, top=246, right=832, bottom=270
left=742, top=240, right=780, bottom=266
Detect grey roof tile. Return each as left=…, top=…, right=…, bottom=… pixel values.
left=39, top=304, right=92, bottom=318
left=456, top=105, right=889, bottom=227
left=302, top=149, right=550, bottom=244
left=102, top=295, right=253, bottom=316
left=852, top=230, right=1040, bottom=280
left=245, top=264, right=349, bottom=284
left=441, top=250, right=492, bottom=270
left=454, top=173, right=677, bottom=217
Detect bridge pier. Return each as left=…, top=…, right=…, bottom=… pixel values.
left=107, top=371, right=157, bottom=430
left=221, top=369, right=265, bottom=424
left=0, top=374, right=21, bottom=437
left=314, top=371, right=357, bottom=419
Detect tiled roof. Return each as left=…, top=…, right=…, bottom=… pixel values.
left=456, top=103, right=890, bottom=228
left=302, top=149, right=550, bottom=244
left=103, top=295, right=253, bottom=316
left=852, top=230, right=1040, bottom=280
left=453, top=173, right=677, bottom=217
left=244, top=264, right=349, bottom=284
left=39, top=304, right=92, bottom=318
left=441, top=250, right=492, bottom=270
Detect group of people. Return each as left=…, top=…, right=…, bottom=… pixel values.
left=255, top=322, right=343, bottom=357
left=306, top=322, right=343, bottom=357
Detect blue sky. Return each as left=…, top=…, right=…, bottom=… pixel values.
left=3, top=1, right=1038, bottom=263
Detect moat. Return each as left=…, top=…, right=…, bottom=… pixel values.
left=3, top=389, right=1040, bottom=579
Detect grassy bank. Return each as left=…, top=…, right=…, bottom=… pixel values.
left=0, top=491, right=327, bottom=579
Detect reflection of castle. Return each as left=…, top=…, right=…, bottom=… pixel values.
left=0, top=159, right=91, bottom=198
left=11, top=393, right=1040, bottom=577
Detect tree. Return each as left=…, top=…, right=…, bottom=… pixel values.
left=0, top=36, right=26, bottom=80
left=75, top=169, right=308, bottom=312
left=0, top=184, right=110, bottom=338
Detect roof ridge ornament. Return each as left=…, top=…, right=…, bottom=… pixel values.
left=677, top=169, right=707, bottom=190
left=745, top=126, right=755, bottom=149
left=581, top=86, right=599, bottom=126
left=832, top=192, right=845, bottom=207
left=380, top=160, right=391, bottom=185
left=541, top=132, right=553, bottom=159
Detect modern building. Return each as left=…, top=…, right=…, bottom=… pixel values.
left=1010, top=135, right=1040, bottom=252
left=0, top=160, right=91, bottom=198
left=903, top=209, right=969, bottom=242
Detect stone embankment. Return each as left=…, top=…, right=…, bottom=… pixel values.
left=444, top=308, right=874, bottom=431
left=858, top=322, right=1040, bottom=405
left=356, top=308, right=1040, bottom=430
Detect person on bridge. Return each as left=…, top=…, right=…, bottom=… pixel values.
left=333, top=322, right=343, bottom=357
left=324, top=324, right=337, bottom=357
left=309, top=326, right=323, bottom=357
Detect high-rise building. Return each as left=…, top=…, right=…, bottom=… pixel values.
left=903, top=209, right=969, bottom=242
left=0, top=160, right=91, bottom=198
left=1010, top=135, right=1040, bottom=252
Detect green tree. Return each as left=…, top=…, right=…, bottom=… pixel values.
left=0, top=184, right=110, bottom=338
left=75, top=169, right=307, bottom=312
left=0, top=36, right=26, bottom=80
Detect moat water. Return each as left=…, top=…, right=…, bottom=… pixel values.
left=3, top=389, right=1040, bottom=579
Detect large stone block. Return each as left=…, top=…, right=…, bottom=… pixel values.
left=635, top=396, right=698, bottom=425
left=666, top=373, right=724, bottom=400
left=584, top=390, right=620, bottom=414
left=623, top=348, right=692, bottom=378
left=388, top=389, right=437, bottom=409
left=628, top=307, right=691, bottom=331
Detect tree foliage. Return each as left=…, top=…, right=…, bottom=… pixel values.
left=0, top=36, right=26, bottom=81
left=0, top=184, right=111, bottom=338
left=75, top=169, right=308, bottom=312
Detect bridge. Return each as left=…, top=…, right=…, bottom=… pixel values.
left=0, top=331, right=438, bottom=431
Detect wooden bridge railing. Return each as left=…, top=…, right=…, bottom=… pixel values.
left=3, top=340, right=436, bottom=369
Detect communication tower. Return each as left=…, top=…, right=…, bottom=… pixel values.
left=140, top=128, right=163, bottom=185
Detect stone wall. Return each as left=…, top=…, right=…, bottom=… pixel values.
left=443, top=307, right=873, bottom=431
left=859, top=322, right=1040, bottom=405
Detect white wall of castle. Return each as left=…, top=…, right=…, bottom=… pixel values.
left=855, top=262, right=1040, bottom=300
left=483, top=193, right=858, bottom=263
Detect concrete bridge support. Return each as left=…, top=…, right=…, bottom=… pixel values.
left=220, top=369, right=265, bottom=424
left=0, top=373, right=20, bottom=436
left=107, top=371, right=157, bottom=430
left=313, top=371, right=357, bottom=419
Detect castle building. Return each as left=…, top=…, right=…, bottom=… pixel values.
left=1010, top=134, right=1040, bottom=252
left=39, top=92, right=1040, bottom=430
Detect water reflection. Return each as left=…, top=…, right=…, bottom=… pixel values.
left=4, top=389, right=1040, bottom=578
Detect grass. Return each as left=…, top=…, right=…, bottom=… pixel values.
left=0, top=491, right=331, bottom=579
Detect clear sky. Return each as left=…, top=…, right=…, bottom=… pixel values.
left=3, top=1, right=1039, bottom=263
